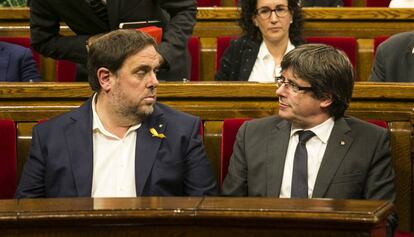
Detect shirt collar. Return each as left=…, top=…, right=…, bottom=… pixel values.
left=290, top=117, right=335, bottom=144
left=92, top=93, right=141, bottom=139
left=257, top=40, right=295, bottom=60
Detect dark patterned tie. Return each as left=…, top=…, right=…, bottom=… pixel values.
left=291, top=130, right=315, bottom=198
left=87, top=0, right=109, bottom=23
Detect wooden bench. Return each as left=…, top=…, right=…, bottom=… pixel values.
left=1, top=8, right=414, bottom=81
left=0, top=82, right=412, bottom=232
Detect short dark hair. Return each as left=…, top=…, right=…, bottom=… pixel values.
left=281, top=44, right=355, bottom=119
left=239, top=0, right=305, bottom=46
left=87, top=29, right=158, bottom=92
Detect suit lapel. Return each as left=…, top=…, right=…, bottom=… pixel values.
left=312, top=117, right=353, bottom=198
left=266, top=119, right=291, bottom=196
left=0, top=46, right=9, bottom=82
left=64, top=99, right=94, bottom=196
left=135, top=104, right=165, bottom=195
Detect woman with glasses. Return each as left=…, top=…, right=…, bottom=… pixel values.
left=215, top=0, right=304, bottom=82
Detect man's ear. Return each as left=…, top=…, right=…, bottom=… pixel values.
left=97, top=67, right=111, bottom=92
left=320, top=95, right=333, bottom=109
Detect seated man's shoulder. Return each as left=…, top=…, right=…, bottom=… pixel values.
left=243, top=116, right=285, bottom=130
left=343, top=116, right=388, bottom=136
left=381, top=31, right=414, bottom=50
left=154, top=102, right=198, bottom=122
left=0, top=41, right=31, bottom=57
left=33, top=103, right=89, bottom=133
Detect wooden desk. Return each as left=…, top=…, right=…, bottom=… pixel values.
left=0, top=197, right=393, bottom=237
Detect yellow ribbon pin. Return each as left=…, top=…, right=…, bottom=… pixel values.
left=149, top=128, right=166, bottom=139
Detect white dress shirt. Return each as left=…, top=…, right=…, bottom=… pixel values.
left=389, top=0, right=414, bottom=8
left=279, top=118, right=335, bottom=198
left=248, top=40, right=295, bottom=82
left=91, top=94, right=141, bottom=197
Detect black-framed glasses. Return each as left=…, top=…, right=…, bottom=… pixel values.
left=275, top=76, right=313, bottom=93
left=255, top=5, right=290, bottom=20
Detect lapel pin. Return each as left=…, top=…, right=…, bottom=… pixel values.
left=149, top=128, right=166, bottom=139
left=340, top=141, right=345, bottom=145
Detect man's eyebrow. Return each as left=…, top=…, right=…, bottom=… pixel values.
left=132, top=64, right=160, bottom=73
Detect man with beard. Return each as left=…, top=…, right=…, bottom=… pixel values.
left=16, top=29, right=218, bottom=198
left=222, top=44, right=397, bottom=236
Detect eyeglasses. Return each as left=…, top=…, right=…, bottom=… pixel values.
left=255, top=5, right=290, bottom=20
left=275, top=76, right=313, bottom=93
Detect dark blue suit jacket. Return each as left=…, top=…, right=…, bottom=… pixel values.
left=0, top=41, right=41, bottom=82
left=16, top=99, right=218, bottom=198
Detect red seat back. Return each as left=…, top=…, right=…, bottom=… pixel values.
left=216, top=36, right=239, bottom=71
left=0, top=37, right=41, bottom=71
left=366, top=119, right=387, bottom=128
left=366, top=0, right=391, bottom=7
left=0, top=119, right=17, bottom=199
left=220, top=118, right=251, bottom=186
left=56, top=60, right=77, bottom=82
left=343, top=0, right=352, bottom=6
left=306, top=37, right=358, bottom=71
left=188, top=36, right=201, bottom=81
left=197, top=0, right=221, bottom=7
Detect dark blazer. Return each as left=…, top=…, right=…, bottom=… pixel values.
left=300, top=0, right=344, bottom=7
left=369, top=31, right=414, bottom=82
left=29, top=0, right=196, bottom=81
left=222, top=116, right=397, bottom=234
left=16, top=99, right=218, bottom=198
left=215, top=36, right=260, bottom=81
left=0, top=42, right=41, bottom=82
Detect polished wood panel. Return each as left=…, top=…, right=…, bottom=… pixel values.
left=0, top=197, right=393, bottom=237
left=1, top=8, right=414, bottom=81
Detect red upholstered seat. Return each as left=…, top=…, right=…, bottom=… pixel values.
left=305, top=37, right=358, bottom=71
left=0, top=37, right=41, bottom=71
left=373, top=35, right=390, bottom=54
left=55, top=60, right=77, bottom=82
left=188, top=36, right=201, bottom=81
left=197, top=0, right=221, bottom=7
left=366, top=0, right=391, bottom=7
left=216, top=36, right=239, bottom=71
left=0, top=119, right=17, bottom=199
left=220, top=118, right=251, bottom=185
